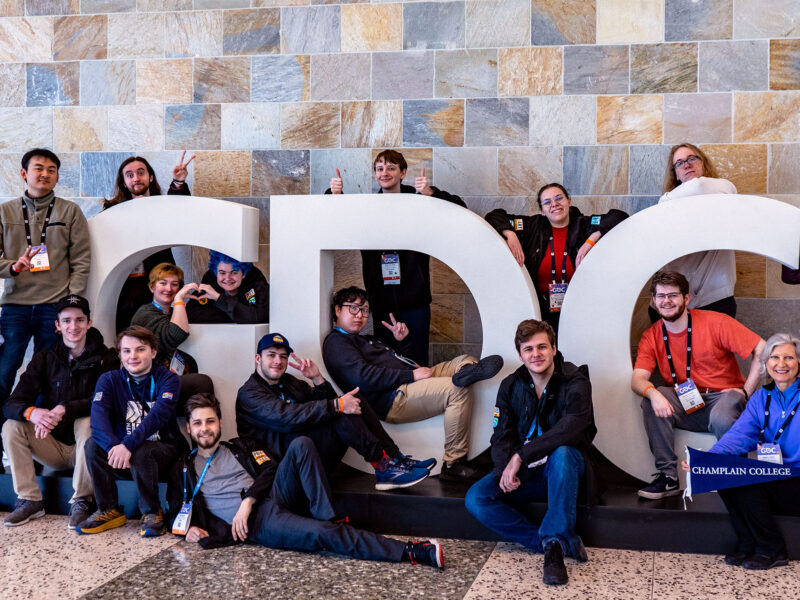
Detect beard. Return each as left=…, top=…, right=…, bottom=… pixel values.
left=195, top=428, right=221, bottom=449
left=658, top=301, right=687, bottom=322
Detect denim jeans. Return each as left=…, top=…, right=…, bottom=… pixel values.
left=465, top=445, right=585, bottom=556
left=0, top=303, right=58, bottom=402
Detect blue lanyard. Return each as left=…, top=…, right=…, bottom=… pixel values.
left=760, top=389, right=800, bottom=445
left=183, top=448, right=218, bottom=503
left=125, top=374, right=155, bottom=407
left=526, top=385, right=545, bottom=440
left=152, top=300, right=170, bottom=313
left=334, top=326, right=349, bottom=335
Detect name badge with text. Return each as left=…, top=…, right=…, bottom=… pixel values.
left=30, top=245, right=50, bottom=272
left=381, top=253, right=401, bottom=285
left=757, top=443, right=783, bottom=464
left=675, top=379, right=705, bottom=414
left=548, top=283, right=567, bottom=312
left=172, top=502, right=192, bottom=535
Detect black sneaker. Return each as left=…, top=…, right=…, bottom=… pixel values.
left=3, top=498, right=45, bottom=527
left=76, top=507, right=127, bottom=534
left=543, top=540, right=568, bottom=585
left=741, top=552, right=789, bottom=570
left=452, top=355, right=503, bottom=387
left=404, top=540, right=444, bottom=569
left=637, top=473, right=680, bottom=500
left=724, top=551, right=751, bottom=566
left=439, top=457, right=485, bottom=483
left=140, top=510, right=166, bottom=537
left=68, top=497, right=95, bottom=530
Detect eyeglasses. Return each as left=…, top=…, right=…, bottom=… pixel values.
left=341, top=303, right=369, bottom=316
left=654, top=293, right=683, bottom=301
left=673, top=155, right=700, bottom=170
left=540, top=195, right=566, bottom=207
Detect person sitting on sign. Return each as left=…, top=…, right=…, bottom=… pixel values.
left=484, top=183, right=627, bottom=336
left=631, top=270, right=764, bottom=500
left=186, top=250, right=269, bottom=324
left=683, top=332, right=800, bottom=571
left=130, top=262, right=213, bottom=404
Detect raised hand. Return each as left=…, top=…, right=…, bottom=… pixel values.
left=330, top=168, right=343, bottom=194
left=288, top=353, right=322, bottom=382
left=339, top=387, right=361, bottom=414
left=415, top=167, right=433, bottom=196
left=172, top=150, right=196, bottom=183
left=381, top=313, right=409, bottom=341
left=13, top=245, right=41, bottom=274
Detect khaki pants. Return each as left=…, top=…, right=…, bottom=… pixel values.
left=1, top=417, right=93, bottom=503
left=387, top=354, right=476, bottom=462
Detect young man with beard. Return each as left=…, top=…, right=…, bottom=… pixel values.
left=179, top=393, right=444, bottom=568
left=632, top=270, right=765, bottom=500
left=77, top=326, right=187, bottom=537
left=2, top=295, right=118, bottom=528
left=236, top=333, right=431, bottom=490
left=465, top=319, right=597, bottom=586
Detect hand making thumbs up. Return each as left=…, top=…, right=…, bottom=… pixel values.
left=330, top=168, right=343, bottom=194
left=415, top=167, right=433, bottom=196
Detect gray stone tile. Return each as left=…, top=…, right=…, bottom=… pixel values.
left=734, top=0, right=800, bottom=38
left=281, top=5, right=340, bottom=53
left=251, top=149, right=309, bottom=196
left=630, top=43, right=697, bottom=94
left=699, top=40, right=768, bottom=91
left=465, top=98, right=528, bottom=147
left=81, top=0, right=134, bottom=12
left=137, top=150, right=196, bottom=191
left=529, top=95, right=595, bottom=146
left=252, top=55, right=309, bottom=103
left=563, top=45, right=628, bottom=94
left=462, top=195, right=535, bottom=217
left=435, top=49, right=497, bottom=98
left=310, top=148, right=372, bottom=194
left=531, top=0, right=595, bottom=45
left=310, top=53, right=370, bottom=101
left=53, top=151, right=80, bottom=198
left=79, top=60, right=135, bottom=105
left=223, top=8, right=280, bottom=55
left=0, top=108, right=53, bottom=151
left=465, top=0, right=529, bottom=48
left=663, top=92, right=732, bottom=144
left=629, top=145, right=671, bottom=196
left=26, top=63, right=79, bottom=107
left=435, top=147, right=497, bottom=196
left=563, top=146, right=628, bottom=195
left=222, top=103, right=280, bottom=150
left=25, top=0, right=75, bottom=14
left=0, top=63, right=25, bottom=107
left=165, top=104, right=221, bottom=150
left=194, top=0, right=247, bottom=8
left=80, top=151, right=130, bottom=198
left=372, top=51, right=434, bottom=100
left=403, top=99, right=464, bottom=147
left=666, top=0, right=732, bottom=41
left=228, top=196, right=269, bottom=244
left=463, top=293, right=482, bottom=344
left=404, top=1, right=465, bottom=50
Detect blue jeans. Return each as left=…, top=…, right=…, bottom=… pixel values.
left=465, top=445, right=585, bottom=556
left=0, top=303, right=58, bottom=402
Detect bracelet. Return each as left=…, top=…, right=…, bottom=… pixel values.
left=24, top=406, right=34, bottom=420
left=585, top=238, right=596, bottom=247
left=641, top=384, right=655, bottom=398
left=172, top=301, right=186, bottom=307
left=335, top=397, right=343, bottom=413
left=171, top=179, right=186, bottom=186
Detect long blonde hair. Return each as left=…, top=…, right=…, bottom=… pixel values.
left=662, top=143, right=718, bottom=193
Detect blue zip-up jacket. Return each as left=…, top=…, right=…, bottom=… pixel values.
left=710, top=380, right=800, bottom=466
left=90, top=363, right=183, bottom=453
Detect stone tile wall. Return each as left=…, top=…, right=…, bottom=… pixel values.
left=1, top=0, right=800, bottom=359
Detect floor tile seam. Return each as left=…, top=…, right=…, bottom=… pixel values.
left=461, top=540, right=498, bottom=599
left=650, top=550, right=656, bottom=600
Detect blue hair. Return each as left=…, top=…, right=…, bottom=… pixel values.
left=208, top=250, right=252, bottom=276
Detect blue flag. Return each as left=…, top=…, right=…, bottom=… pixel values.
left=684, top=447, right=800, bottom=503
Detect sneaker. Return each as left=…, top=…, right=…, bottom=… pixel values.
left=68, top=497, right=95, bottom=530
left=452, top=355, right=503, bottom=387
left=404, top=540, right=444, bottom=569
left=439, top=457, right=484, bottom=483
left=398, top=454, right=437, bottom=472
left=637, top=473, right=680, bottom=500
left=741, top=552, right=789, bottom=570
left=724, top=551, right=751, bottom=566
left=374, top=455, right=429, bottom=491
left=140, top=510, right=166, bottom=537
left=76, top=507, right=127, bottom=534
left=3, top=498, right=45, bottom=527
left=543, top=540, right=568, bottom=585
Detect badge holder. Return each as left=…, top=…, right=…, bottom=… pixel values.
left=755, top=443, right=783, bottom=464
left=548, top=283, right=567, bottom=312
left=675, top=379, right=705, bottom=414
left=172, top=502, right=193, bottom=535
left=169, top=351, right=186, bottom=376
left=381, top=253, right=401, bottom=285
left=30, top=245, right=50, bottom=272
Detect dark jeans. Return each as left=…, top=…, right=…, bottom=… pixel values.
left=719, top=477, right=800, bottom=557
left=249, top=437, right=406, bottom=562
left=0, top=303, right=58, bottom=401
left=86, top=438, right=181, bottom=515
left=465, top=446, right=585, bottom=557
left=372, top=305, right=431, bottom=366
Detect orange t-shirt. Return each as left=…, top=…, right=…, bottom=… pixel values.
left=634, top=309, right=761, bottom=391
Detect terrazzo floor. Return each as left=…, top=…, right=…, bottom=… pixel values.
left=3, top=513, right=799, bottom=600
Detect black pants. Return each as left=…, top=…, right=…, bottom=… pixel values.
left=718, top=477, right=800, bottom=556
left=249, top=437, right=405, bottom=562
left=86, top=438, right=181, bottom=514
left=281, top=400, right=399, bottom=474
left=372, top=304, right=431, bottom=366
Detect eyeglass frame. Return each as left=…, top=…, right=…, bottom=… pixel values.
left=340, top=303, right=370, bottom=316
left=673, top=155, right=700, bottom=170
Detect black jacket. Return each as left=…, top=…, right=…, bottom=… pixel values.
left=174, top=438, right=278, bottom=550
left=491, top=356, right=600, bottom=504
left=322, top=328, right=415, bottom=419
left=236, top=371, right=339, bottom=458
left=326, top=184, right=466, bottom=312
left=4, top=328, right=119, bottom=445
left=187, top=267, right=269, bottom=324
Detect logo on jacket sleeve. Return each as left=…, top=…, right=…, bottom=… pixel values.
left=510, top=219, right=524, bottom=231
left=493, top=406, right=500, bottom=428
left=93, top=392, right=103, bottom=402
left=591, top=216, right=601, bottom=225
left=162, top=392, right=173, bottom=400
left=245, top=288, right=256, bottom=304
left=252, top=450, right=270, bottom=465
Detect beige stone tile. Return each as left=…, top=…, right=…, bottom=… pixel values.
left=251, top=149, right=309, bottom=196
left=663, top=93, right=731, bottom=144
left=430, top=293, right=464, bottom=342
left=631, top=42, right=697, bottom=94
left=466, top=0, right=530, bottom=48
left=700, top=143, right=767, bottom=194
left=223, top=8, right=279, bottom=55
left=193, top=150, right=251, bottom=197
left=107, top=104, right=164, bottom=151
left=498, top=47, right=561, bottom=97
left=431, top=257, right=469, bottom=294
left=734, top=250, right=766, bottom=298
left=137, top=0, right=190, bottom=10
left=597, top=95, right=663, bottom=144
left=0, top=153, right=24, bottom=196
left=164, top=10, right=222, bottom=58
left=341, top=3, right=401, bottom=52
left=530, top=0, right=595, bottom=45
left=0, top=107, right=53, bottom=151
left=53, top=15, right=106, bottom=60
left=0, top=63, right=25, bottom=106
left=0, top=17, right=52, bottom=61
left=281, top=102, right=340, bottom=149
left=341, top=100, right=402, bottom=149
left=734, top=91, right=800, bottom=142
left=529, top=95, right=595, bottom=146
left=770, top=39, right=800, bottom=90
left=333, top=249, right=363, bottom=291
left=597, top=0, right=663, bottom=44
left=53, top=106, right=106, bottom=151
left=136, top=59, right=193, bottom=104
left=108, top=13, right=164, bottom=59
left=766, top=257, right=800, bottom=299
left=252, top=0, right=306, bottom=5
left=193, top=57, right=249, bottom=103
left=405, top=100, right=464, bottom=148
left=0, top=0, right=24, bottom=15
left=768, top=143, right=800, bottom=194
left=498, top=147, right=562, bottom=196
left=734, top=0, right=800, bottom=38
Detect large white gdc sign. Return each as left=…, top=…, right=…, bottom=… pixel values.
left=87, top=193, right=800, bottom=481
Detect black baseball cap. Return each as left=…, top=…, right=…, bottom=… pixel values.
left=55, top=294, right=90, bottom=317
left=257, top=333, right=293, bottom=354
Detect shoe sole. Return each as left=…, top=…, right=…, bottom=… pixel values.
left=743, top=558, right=789, bottom=570
left=140, top=528, right=166, bottom=537
left=452, top=356, right=503, bottom=387
left=375, top=471, right=429, bottom=491
left=637, top=488, right=681, bottom=500
left=3, top=509, right=45, bottom=527
left=543, top=574, right=568, bottom=586
left=76, top=515, right=127, bottom=534
left=430, top=539, right=444, bottom=569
